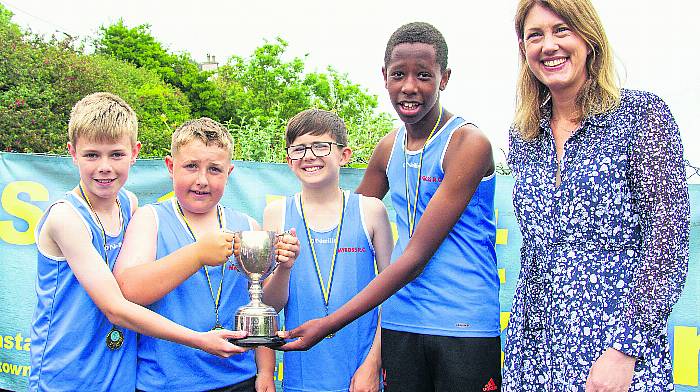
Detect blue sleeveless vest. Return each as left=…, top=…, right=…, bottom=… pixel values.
left=30, top=188, right=137, bottom=392
left=136, top=198, right=256, bottom=391
left=383, top=116, right=500, bottom=337
left=283, top=192, right=378, bottom=391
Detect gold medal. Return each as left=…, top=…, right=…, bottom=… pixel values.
left=106, top=326, right=124, bottom=350
left=325, top=333, right=335, bottom=339
left=212, top=323, right=223, bottom=330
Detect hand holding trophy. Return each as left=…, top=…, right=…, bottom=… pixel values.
left=229, top=231, right=286, bottom=347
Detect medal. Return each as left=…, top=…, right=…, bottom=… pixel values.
left=403, top=104, right=443, bottom=237
left=176, top=202, right=227, bottom=331
left=300, top=191, right=345, bottom=332
left=106, top=326, right=124, bottom=350
left=78, top=183, right=126, bottom=350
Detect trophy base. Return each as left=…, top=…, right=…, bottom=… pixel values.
left=230, top=335, right=285, bottom=348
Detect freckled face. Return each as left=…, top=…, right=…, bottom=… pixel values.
left=522, top=3, right=590, bottom=96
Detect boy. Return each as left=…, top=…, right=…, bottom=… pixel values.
left=114, top=117, right=299, bottom=391
left=281, top=23, right=502, bottom=391
left=30, top=93, right=247, bottom=392
left=263, top=109, right=393, bottom=391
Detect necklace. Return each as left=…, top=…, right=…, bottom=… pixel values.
left=403, top=104, right=443, bottom=238
left=299, top=190, right=346, bottom=339
left=77, top=182, right=126, bottom=350
left=175, top=201, right=227, bottom=330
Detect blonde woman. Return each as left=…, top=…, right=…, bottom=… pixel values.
left=504, top=1, right=689, bottom=391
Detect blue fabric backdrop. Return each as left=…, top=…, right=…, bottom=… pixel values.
left=1, top=152, right=698, bottom=391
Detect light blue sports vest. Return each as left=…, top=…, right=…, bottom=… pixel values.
left=30, top=188, right=137, bottom=392
left=283, top=192, right=379, bottom=392
left=136, top=198, right=256, bottom=391
left=383, top=116, right=500, bottom=337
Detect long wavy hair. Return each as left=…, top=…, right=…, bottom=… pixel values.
left=513, top=0, right=620, bottom=139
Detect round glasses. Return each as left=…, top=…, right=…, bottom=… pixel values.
left=286, top=141, right=344, bottom=160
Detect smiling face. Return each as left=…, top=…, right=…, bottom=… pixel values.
left=68, top=135, right=140, bottom=205
left=383, top=43, right=450, bottom=127
left=166, top=139, right=233, bottom=216
left=286, top=132, right=351, bottom=191
left=521, top=3, right=590, bottom=98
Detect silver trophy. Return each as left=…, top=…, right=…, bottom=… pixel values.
left=230, top=230, right=284, bottom=347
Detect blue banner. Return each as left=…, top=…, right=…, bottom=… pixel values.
left=1, top=152, right=698, bottom=391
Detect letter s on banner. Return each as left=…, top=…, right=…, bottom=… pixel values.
left=0, top=181, right=49, bottom=245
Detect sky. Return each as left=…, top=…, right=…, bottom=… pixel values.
left=2, top=0, right=699, bottom=179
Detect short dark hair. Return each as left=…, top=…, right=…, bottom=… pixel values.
left=384, top=22, right=448, bottom=71
left=285, top=109, right=348, bottom=147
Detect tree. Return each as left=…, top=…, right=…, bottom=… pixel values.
left=95, top=20, right=220, bottom=118
left=0, top=6, right=190, bottom=156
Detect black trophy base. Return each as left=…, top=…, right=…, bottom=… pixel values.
left=230, top=335, right=285, bottom=348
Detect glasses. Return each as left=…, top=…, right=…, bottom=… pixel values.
left=286, top=141, right=344, bottom=160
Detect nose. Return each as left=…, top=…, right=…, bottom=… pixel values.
left=542, top=33, right=559, bottom=54
left=97, top=157, right=113, bottom=173
left=195, top=169, right=209, bottom=186
left=401, top=75, right=418, bottom=95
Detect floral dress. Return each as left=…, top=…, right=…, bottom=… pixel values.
left=503, top=89, right=689, bottom=391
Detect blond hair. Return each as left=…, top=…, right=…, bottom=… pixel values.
left=513, top=0, right=620, bottom=139
left=171, top=117, right=233, bottom=158
left=68, top=92, right=138, bottom=146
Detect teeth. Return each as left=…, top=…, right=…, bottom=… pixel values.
left=544, top=58, right=566, bottom=67
left=402, top=102, right=418, bottom=109
left=95, top=179, right=113, bottom=183
left=304, top=166, right=321, bottom=172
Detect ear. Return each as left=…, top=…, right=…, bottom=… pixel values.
left=130, top=141, right=142, bottom=165
left=382, top=66, right=389, bottom=89
left=67, top=142, right=78, bottom=164
left=227, top=161, right=234, bottom=176
left=439, top=68, right=451, bottom=91
left=286, top=155, right=293, bottom=169
left=165, top=155, right=175, bottom=177
left=339, top=146, right=353, bottom=166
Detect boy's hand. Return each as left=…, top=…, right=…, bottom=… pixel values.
left=196, top=230, right=235, bottom=267
left=350, top=359, right=381, bottom=392
left=276, top=317, right=332, bottom=351
left=197, top=329, right=250, bottom=357
left=275, top=228, right=299, bottom=270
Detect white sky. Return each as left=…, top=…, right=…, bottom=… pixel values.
left=3, top=0, right=699, bottom=179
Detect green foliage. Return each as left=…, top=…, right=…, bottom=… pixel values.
left=0, top=6, right=190, bottom=156
left=2, top=11, right=393, bottom=163
left=95, top=21, right=220, bottom=118
left=216, top=38, right=392, bottom=165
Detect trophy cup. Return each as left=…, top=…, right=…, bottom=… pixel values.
left=230, top=230, right=285, bottom=347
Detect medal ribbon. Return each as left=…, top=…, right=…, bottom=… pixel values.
left=176, top=201, right=226, bottom=329
left=403, top=104, right=443, bottom=238
left=78, top=182, right=125, bottom=349
left=299, top=191, right=346, bottom=310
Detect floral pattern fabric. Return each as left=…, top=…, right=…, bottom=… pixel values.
left=503, top=89, right=689, bottom=391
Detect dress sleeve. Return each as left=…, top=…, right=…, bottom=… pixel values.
left=610, top=93, right=690, bottom=358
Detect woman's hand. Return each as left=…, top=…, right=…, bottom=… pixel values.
left=585, top=348, right=636, bottom=392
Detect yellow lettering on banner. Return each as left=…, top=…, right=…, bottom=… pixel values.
left=673, top=326, right=700, bottom=386
left=157, top=191, right=174, bottom=203
left=0, top=181, right=48, bottom=245
left=277, top=361, right=284, bottom=381
left=390, top=222, right=398, bottom=243
left=494, top=209, right=508, bottom=245
left=1, top=333, right=31, bottom=352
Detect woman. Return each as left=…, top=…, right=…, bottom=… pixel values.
left=504, top=1, right=689, bottom=391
